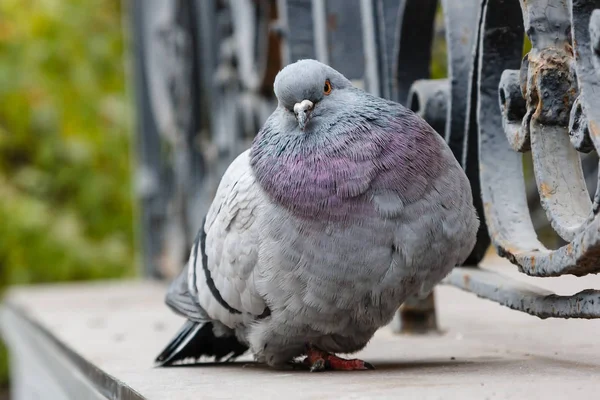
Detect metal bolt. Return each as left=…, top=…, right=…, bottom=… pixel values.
left=392, top=292, right=439, bottom=334
left=568, top=96, right=594, bottom=153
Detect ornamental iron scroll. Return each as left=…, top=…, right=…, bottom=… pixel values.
left=129, top=0, right=600, bottom=323
left=464, top=0, right=600, bottom=318
left=478, top=0, right=600, bottom=278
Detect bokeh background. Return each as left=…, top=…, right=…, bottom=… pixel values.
left=0, top=0, right=135, bottom=394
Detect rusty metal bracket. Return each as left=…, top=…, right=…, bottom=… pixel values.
left=445, top=267, right=600, bottom=319
left=479, top=0, right=600, bottom=279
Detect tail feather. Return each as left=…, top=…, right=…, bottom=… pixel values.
left=155, top=320, right=249, bottom=366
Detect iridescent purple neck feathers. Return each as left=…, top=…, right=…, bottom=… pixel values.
left=249, top=91, right=444, bottom=221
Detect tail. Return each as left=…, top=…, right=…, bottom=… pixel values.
left=154, top=320, right=249, bottom=366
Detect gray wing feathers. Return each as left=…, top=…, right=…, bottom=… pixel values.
left=196, top=150, right=267, bottom=326
left=165, top=261, right=209, bottom=323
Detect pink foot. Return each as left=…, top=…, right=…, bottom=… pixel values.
left=304, top=347, right=374, bottom=372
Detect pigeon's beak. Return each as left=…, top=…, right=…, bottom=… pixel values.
left=293, top=100, right=314, bottom=131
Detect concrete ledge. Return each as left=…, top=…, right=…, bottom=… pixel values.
left=1, top=305, right=143, bottom=400
left=1, top=256, right=600, bottom=399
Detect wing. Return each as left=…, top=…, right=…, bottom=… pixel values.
left=164, top=261, right=210, bottom=323
left=189, top=149, right=268, bottom=328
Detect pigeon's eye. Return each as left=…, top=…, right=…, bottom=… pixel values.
left=323, top=80, right=332, bottom=95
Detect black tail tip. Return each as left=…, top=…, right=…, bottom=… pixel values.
left=154, top=320, right=249, bottom=367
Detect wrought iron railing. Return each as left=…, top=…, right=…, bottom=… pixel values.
left=129, top=0, right=600, bottom=327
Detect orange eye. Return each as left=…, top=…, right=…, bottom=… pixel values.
left=323, top=80, right=332, bottom=95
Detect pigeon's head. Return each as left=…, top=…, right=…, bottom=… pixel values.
left=273, top=59, right=354, bottom=131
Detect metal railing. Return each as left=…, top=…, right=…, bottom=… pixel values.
left=129, top=0, right=600, bottom=327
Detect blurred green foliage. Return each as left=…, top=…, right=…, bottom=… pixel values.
left=0, top=0, right=135, bottom=387
left=431, top=5, right=448, bottom=80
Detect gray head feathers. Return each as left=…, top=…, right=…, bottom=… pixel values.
left=273, top=59, right=353, bottom=111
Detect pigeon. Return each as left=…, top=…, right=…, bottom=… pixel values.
left=155, top=59, right=479, bottom=371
